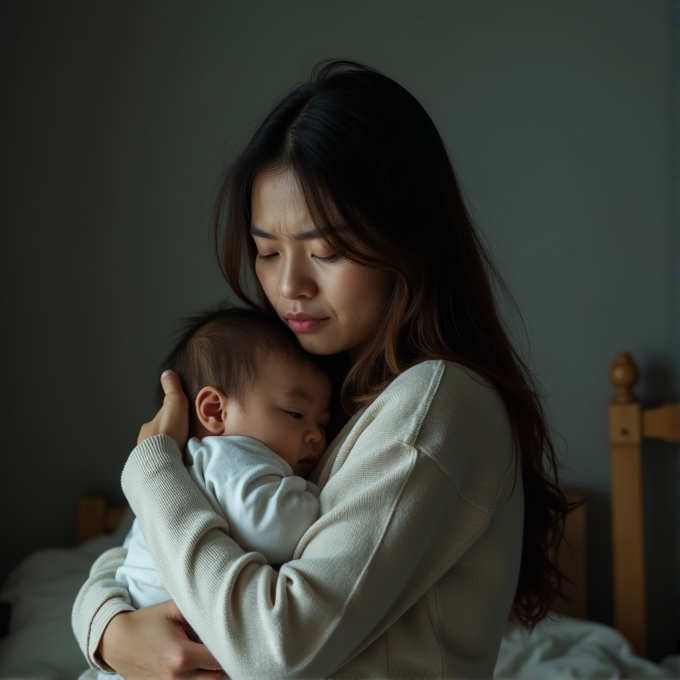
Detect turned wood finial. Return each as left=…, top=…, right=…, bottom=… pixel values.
left=610, top=353, right=638, bottom=403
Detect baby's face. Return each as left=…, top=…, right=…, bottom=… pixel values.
left=222, top=353, right=332, bottom=477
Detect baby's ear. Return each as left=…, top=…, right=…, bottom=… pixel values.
left=195, top=386, right=228, bottom=435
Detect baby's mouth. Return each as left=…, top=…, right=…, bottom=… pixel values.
left=297, top=457, right=316, bottom=477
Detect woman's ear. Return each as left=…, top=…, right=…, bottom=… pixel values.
left=194, top=386, right=228, bottom=435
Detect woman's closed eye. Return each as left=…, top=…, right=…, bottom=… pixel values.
left=312, top=253, right=340, bottom=263
left=257, top=252, right=340, bottom=263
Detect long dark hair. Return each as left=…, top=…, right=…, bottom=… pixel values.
left=213, top=60, right=571, bottom=628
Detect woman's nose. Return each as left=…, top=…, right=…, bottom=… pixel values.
left=279, top=258, right=317, bottom=300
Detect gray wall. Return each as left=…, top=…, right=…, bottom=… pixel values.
left=1, top=0, right=677, bottom=660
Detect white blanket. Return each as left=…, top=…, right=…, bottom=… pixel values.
left=496, top=615, right=680, bottom=679
left=0, top=514, right=133, bottom=680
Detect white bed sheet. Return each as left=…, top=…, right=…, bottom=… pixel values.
left=0, top=513, right=133, bottom=680
left=496, top=615, right=680, bottom=679
left=1, top=520, right=678, bottom=679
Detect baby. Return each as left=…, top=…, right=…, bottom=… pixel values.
left=116, top=306, right=331, bottom=614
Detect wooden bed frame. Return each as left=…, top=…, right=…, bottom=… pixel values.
left=76, top=495, right=128, bottom=547
left=608, top=353, right=680, bottom=657
left=75, top=353, right=678, bottom=656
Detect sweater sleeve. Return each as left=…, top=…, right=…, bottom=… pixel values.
left=120, top=363, right=515, bottom=679
left=71, top=546, right=135, bottom=672
left=190, top=437, right=320, bottom=564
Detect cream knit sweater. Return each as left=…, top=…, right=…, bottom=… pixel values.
left=72, top=360, right=523, bottom=678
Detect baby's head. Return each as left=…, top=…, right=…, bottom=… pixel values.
left=159, top=306, right=332, bottom=477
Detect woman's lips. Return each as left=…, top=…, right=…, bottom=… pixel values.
left=286, top=314, right=327, bottom=332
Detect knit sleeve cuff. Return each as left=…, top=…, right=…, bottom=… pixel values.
left=87, top=598, right=136, bottom=672
left=133, top=433, right=183, bottom=463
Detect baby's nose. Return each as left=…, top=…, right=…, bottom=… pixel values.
left=305, top=425, right=324, bottom=444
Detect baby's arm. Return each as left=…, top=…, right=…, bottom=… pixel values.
left=115, top=519, right=173, bottom=608
left=188, top=436, right=320, bottom=564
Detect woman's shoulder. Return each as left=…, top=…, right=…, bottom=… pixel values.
left=357, top=359, right=509, bottom=440
left=369, top=360, right=515, bottom=491
left=321, top=360, right=516, bottom=510
left=393, top=358, right=489, bottom=386
left=381, top=359, right=502, bottom=416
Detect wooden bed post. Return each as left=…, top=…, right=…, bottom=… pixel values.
left=77, top=493, right=129, bottom=544
left=609, top=353, right=646, bottom=657
left=609, top=353, right=680, bottom=658
left=77, top=494, right=107, bottom=545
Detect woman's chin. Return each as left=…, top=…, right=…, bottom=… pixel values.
left=294, top=332, right=343, bottom=356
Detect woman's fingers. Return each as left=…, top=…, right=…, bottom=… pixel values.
left=163, top=600, right=226, bottom=678
left=98, top=603, right=227, bottom=679
left=165, top=600, right=223, bottom=672
left=177, top=643, right=225, bottom=674
left=160, top=369, right=185, bottom=397
left=162, top=640, right=224, bottom=676
left=137, top=370, right=190, bottom=448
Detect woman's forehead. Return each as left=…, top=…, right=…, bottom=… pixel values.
left=251, top=169, right=316, bottom=238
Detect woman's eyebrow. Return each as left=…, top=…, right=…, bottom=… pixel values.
left=250, top=224, right=322, bottom=241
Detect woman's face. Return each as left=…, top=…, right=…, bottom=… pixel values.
left=251, top=169, right=390, bottom=356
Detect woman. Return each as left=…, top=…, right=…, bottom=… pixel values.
left=73, top=61, right=568, bottom=679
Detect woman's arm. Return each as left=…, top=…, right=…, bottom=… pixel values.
left=73, top=547, right=224, bottom=678
left=71, top=546, right=134, bottom=671
left=120, top=365, right=513, bottom=679
left=98, top=600, right=224, bottom=679
left=72, top=374, right=224, bottom=678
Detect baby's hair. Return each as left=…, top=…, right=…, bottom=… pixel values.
left=156, top=305, right=327, bottom=411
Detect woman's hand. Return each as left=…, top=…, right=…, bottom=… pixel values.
left=138, top=371, right=189, bottom=449
left=98, top=600, right=225, bottom=679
